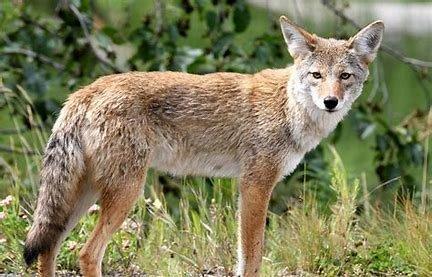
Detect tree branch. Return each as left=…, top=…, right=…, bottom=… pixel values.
left=0, top=48, right=65, bottom=70
left=320, top=0, right=432, bottom=71
left=380, top=45, right=432, bottom=70
left=68, top=3, right=123, bottom=73
left=154, top=0, right=166, bottom=36
left=19, top=14, right=56, bottom=36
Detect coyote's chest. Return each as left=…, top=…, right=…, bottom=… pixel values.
left=280, top=152, right=304, bottom=177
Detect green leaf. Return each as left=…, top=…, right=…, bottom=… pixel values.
left=187, top=55, right=217, bottom=74
left=194, top=0, right=208, bottom=11
left=376, top=135, right=390, bottom=153
left=408, top=142, right=423, bottom=165
left=233, top=3, right=250, bottom=33
left=170, top=47, right=203, bottom=72
left=206, top=10, right=218, bottom=32
left=212, top=33, right=233, bottom=57
left=102, top=26, right=126, bottom=44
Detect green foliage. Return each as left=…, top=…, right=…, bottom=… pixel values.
left=353, top=103, right=429, bottom=194
left=363, top=243, right=416, bottom=276
left=232, top=1, right=251, bottom=33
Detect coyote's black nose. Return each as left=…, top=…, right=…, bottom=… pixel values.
left=323, top=96, right=338, bottom=110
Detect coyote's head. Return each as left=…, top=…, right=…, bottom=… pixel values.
left=280, top=16, right=384, bottom=115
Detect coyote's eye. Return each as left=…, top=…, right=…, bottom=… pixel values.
left=311, top=72, right=322, bottom=79
left=340, top=73, right=351, bottom=80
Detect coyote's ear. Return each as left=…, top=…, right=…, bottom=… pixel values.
left=349, top=20, right=384, bottom=64
left=279, top=16, right=317, bottom=59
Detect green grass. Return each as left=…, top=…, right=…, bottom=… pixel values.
left=0, top=138, right=430, bottom=276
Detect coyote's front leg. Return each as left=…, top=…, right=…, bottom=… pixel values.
left=236, top=159, right=280, bottom=277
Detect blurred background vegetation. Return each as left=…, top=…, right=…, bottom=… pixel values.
left=1, top=0, right=430, bottom=212
left=0, top=0, right=431, bottom=275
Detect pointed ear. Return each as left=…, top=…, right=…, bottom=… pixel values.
left=279, top=16, right=317, bottom=59
left=349, top=20, right=384, bottom=64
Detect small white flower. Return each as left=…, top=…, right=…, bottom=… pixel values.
left=153, top=198, right=163, bottom=210
left=88, top=204, right=100, bottom=214
left=19, top=211, right=28, bottom=219
left=122, top=218, right=139, bottom=231
left=0, top=195, right=14, bottom=207
left=144, top=198, right=152, bottom=204
left=67, top=240, right=78, bottom=251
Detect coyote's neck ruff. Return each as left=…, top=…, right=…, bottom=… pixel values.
left=24, top=16, right=384, bottom=277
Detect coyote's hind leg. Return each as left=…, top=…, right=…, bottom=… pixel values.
left=78, top=124, right=151, bottom=277
left=78, top=169, right=148, bottom=277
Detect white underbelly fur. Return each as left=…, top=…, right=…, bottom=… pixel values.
left=151, top=141, right=305, bottom=179
left=151, top=145, right=241, bottom=178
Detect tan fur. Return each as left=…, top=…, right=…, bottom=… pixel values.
left=24, top=17, right=384, bottom=277
left=318, top=79, right=344, bottom=99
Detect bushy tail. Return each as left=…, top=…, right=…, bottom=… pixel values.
left=24, top=125, right=85, bottom=266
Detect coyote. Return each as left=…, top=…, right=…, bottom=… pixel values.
left=24, top=16, right=384, bottom=276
